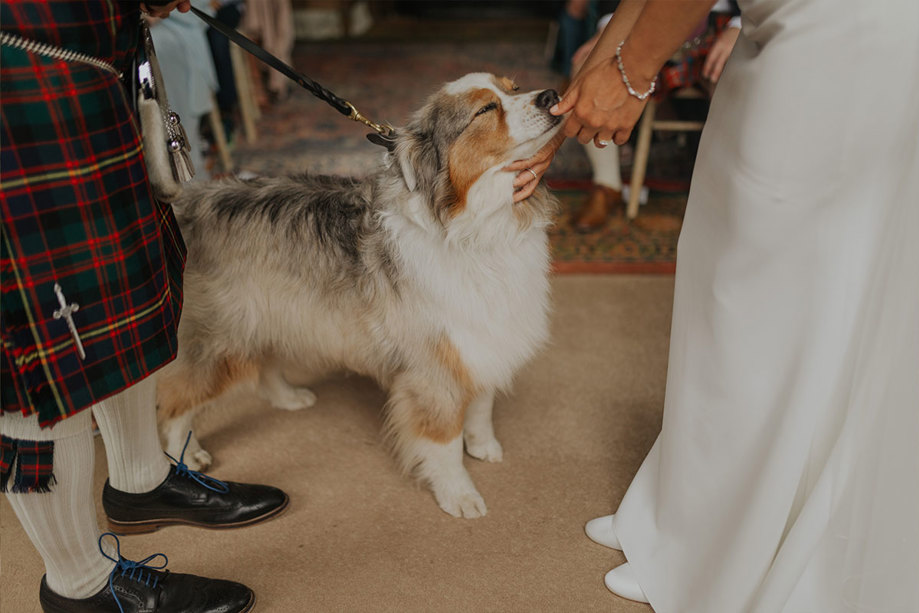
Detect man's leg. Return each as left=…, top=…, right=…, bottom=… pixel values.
left=92, top=374, right=170, bottom=494
left=3, top=408, right=256, bottom=612
left=2, top=410, right=113, bottom=599
left=95, top=374, right=289, bottom=534
left=573, top=143, right=623, bottom=230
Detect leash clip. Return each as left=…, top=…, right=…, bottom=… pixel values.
left=345, top=101, right=395, bottom=138
left=346, top=102, right=398, bottom=151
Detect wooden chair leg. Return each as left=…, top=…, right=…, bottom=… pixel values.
left=627, top=99, right=656, bottom=220
left=230, top=44, right=259, bottom=144
left=207, top=94, right=233, bottom=173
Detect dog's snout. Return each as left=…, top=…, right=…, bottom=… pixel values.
left=535, top=89, right=560, bottom=110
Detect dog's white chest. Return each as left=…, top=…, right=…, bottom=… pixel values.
left=397, top=227, right=551, bottom=388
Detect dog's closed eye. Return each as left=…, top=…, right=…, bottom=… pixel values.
left=475, top=102, right=498, bottom=117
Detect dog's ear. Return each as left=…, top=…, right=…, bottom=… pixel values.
left=396, top=134, right=419, bottom=193
left=395, top=110, right=445, bottom=194
left=397, top=129, right=441, bottom=194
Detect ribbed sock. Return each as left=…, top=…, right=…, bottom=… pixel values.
left=1, top=410, right=114, bottom=599
left=584, top=142, right=623, bottom=191
left=92, top=374, right=170, bottom=494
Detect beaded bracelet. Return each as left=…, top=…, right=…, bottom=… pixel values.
left=615, top=41, right=657, bottom=101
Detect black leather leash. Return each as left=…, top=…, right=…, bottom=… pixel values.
left=189, top=6, right=397, bottom=150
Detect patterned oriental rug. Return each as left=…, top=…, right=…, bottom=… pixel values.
left=548, top=182, right=684, bottom=274
left=229, top=34, right=691, bottom=273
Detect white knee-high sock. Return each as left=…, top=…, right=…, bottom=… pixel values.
left=92, top=374, right=170, bottom=494
left=1, top=410, right=114, bottom=599
left=584, top=142, right=622, bottom=191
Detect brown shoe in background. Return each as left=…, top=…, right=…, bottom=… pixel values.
left=573, top=185, right=621, bottom=231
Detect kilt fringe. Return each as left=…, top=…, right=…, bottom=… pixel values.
left=0, top=435, right=56, bottom=494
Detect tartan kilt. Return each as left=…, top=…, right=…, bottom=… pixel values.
left=1, top=1, right=186, bottom=428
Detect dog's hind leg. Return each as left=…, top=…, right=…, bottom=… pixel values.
left=258, top=364, right=317, bottom=411
left=463, top=389, right=503, bottom=463
left=160, top=409, right=212, bottom=471
left=157, top=355, right=255, bottom=470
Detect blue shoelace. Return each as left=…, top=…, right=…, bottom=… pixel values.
left=99, top=532, right=168, bottom=613
left=164, top=431, right=230, bottom=494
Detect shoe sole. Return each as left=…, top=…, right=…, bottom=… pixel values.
left=105, top=493, right=290, bottom=535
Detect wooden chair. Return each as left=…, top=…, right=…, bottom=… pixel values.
left=229, top=43, right=260, bottom=144
left=626, top=87, right=706, bottom=219
left=206, top=93, right=233, bottom=173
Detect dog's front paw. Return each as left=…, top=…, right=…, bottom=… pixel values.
left=464, top=435, right=504, bottom=463
left=433, top=484, right=488, bottom=519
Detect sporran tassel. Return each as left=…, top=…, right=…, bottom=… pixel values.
left=166, top=112, right=195, bottom=183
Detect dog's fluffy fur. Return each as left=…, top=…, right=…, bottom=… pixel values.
left=158, top=73, right=562, bottom=518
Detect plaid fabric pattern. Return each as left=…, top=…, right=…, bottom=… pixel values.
left=1, top=1, right=185, bottom=428
left=656, top=13, right=737, bottom=99
left=0, top=435, right=55, bottom=493
left=0, top=436, right=15, bottom=490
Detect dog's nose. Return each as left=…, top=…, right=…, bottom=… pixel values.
left=535, top=89, right=560, bottom=110
left=535, top=89, right=560, bottom=109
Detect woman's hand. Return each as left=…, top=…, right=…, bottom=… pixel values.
left=141, top=1, right=192, bottom=18
left=571, top=33, right=601, bottom=75
left=702, top=26, right=740, bottom=84
left=505, top=131, right=566, bottom=203
left=553, top=51, right=650, bottom=147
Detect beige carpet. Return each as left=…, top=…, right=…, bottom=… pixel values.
left=1, top=275, right=674, bottom=613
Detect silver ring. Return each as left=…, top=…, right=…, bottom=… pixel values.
left=597, top=140, right=610, bottom=147
left=526, top=168, right=539, bottom=181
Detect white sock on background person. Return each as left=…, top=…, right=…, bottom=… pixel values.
left=584, top=142, right=622, bottom=191
left=1, top=410, right=115, bottom=599
left=92, top=374, right=170, bottom=494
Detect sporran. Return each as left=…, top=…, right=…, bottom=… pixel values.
left=136, top=17, right=194, bottom=202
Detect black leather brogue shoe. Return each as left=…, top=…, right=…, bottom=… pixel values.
left=103, top=456, right=288, bottom=534
left=39, top=535, right=255, bottom=613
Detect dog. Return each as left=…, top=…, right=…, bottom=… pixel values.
left=157, top=73, right=562, bottom=518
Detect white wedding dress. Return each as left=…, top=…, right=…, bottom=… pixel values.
left=614, top=1, right=919, bottom=611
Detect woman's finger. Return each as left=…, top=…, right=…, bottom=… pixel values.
left=504, top=131, right=564, bottom=178
left=505, top=151, right=548, bottom=173
left=551, top=90, right=577, bottom=116
left=532, top=157, right=552, bottom=174
left=594, top=132, right=615, bottom=149
left=512, top=179, right=539, bottom=203
left=702, top=44, right=718, bottom=80
left=613, top=128, right=632, bottom=146
left=512, top=161, right=549, bottom=188
left=563, top=121, right=579, bottom=139
left=709, top=52, right=728, bottom=83
left=505, top=148, right=548, bottom=174
left=576, top=127, right=597, bottom=145
left=513, top=169, right=536, bottom=189
left=703, top=48, right=723, bottom=81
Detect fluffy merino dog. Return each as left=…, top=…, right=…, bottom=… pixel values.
left=158, top=73, right=562, bottom=518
